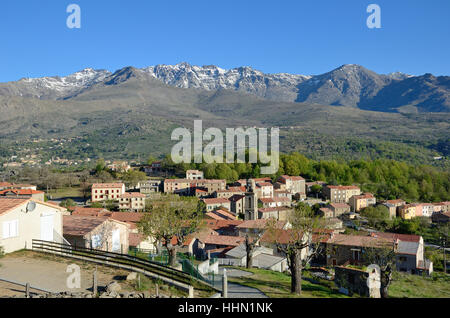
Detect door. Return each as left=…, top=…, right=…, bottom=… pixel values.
left=112, top=229, right=121, bottom=252
left=40, top=214, right=54, bottom=241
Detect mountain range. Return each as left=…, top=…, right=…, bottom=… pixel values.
left=1, top=63, right=449, bottom=113
left=0, top=63, right=448, bottom=166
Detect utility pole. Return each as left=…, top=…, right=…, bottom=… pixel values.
left=442, top=235, right=447, bottom=274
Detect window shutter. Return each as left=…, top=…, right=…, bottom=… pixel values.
left=2, top=221, right=10, bottom=239
left=9, top=220, right=17, bottom=237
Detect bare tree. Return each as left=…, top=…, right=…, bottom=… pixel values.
left=265, top=202, right=326, bottom=295
left=89, top=220, right=115, bottom=251
left=137, top=195, right=204, bottom=267
left=361, top=240, right=397, bottom=298
left=245, top=233, right=263, bottom=269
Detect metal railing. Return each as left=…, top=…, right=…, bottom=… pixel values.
left=31, top=239, right=217, bottom=293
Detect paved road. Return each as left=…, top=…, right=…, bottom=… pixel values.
left=209, top=268, right=268, bottom=298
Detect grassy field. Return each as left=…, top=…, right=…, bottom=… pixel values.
left=389, top=271, right=450, bottom=298
left=47, top=187, right=84, bottom=199
left=226, top=266, right=450, bottom=298
left=227, top=267, right=352, bottom=298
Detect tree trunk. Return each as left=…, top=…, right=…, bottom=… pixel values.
left=245, top=235, right=254, bottom=269
left=380, top=268, right=392, bottom=298
left=247, top=249, right=253, bottom=269
left=167, top=245, right=178, bottom=267
left=289, top=250, right=303, bottom=294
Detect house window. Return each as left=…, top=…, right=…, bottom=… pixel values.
left=91, top=234, right=102, bottom=249
left=2, top=220, right=19, bottom=239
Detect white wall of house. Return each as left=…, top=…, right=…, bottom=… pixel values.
left=0, top=201, right=64, bottom=254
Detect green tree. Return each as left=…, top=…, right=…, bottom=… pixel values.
left=60, top=199, right=76, bottom=209
left=265, top=202, right=325, bottom=295
left=137, top=195, right=204, bottom=267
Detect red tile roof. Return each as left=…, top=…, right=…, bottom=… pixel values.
left=204, top=219, right=243, bottom=231
left=202, top=198, right=230, bottom=205
left=258, top=207, right=291, bottom=213
left=371, top=232, right=421, bottom=243
left=386, top=199, right=406, bottom=204
left=92, top=183, right=124, bottom=189
left=120, top=192, right=146, bottom=198
left=256, top=182, right=273, bottom=187
left=201, top=235, right=245, bottom=247
left=229, top=194, right=246, bottom=202
left=129, top=233, right=145, bottom=247
left=261, top=229, right=303, bottom=245
left=329, top=203, right=351, bottom=209
left=72, top=207, right=110, bottom=216
left=259, top=197, right=290, bottom=203
left=236, top=219, right=286, bottom=230
left=0, top=189, right=44, bottom=196
left=328, top=234, right=392, bottom=248
left=0, top=198, right=29, bottom=216
left=63, top=215, right=109, bottom=237
left=351, top=193, right=375, bottom=200
left=280, top=175, right=305, bottom=181
left=227, top=186, right=247, bottom=192
left=326, top=185, right=360, bottom=190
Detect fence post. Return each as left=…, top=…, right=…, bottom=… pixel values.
left=25, top=283, right=30, bottom=298
left=93, top=267, right=98, bottom=297
left=222, top=269, right=228, bottom=298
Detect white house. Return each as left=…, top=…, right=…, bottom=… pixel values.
left=0, top=198, right=68, bottom=254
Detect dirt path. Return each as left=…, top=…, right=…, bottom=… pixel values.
left=0, top=251, right=130, bottom=295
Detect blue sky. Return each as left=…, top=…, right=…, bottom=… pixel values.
left=0, top=0, right=449, bottom=82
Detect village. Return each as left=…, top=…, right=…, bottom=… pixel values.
left=0, top=159, right=448, bottom=299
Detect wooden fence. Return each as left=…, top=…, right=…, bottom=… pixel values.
left=31, top=239, right=218, bottom=296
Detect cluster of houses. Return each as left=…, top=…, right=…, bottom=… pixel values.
left=163, top=171, right=305, bottom=222
left=1, top=167, right=448, bottom=281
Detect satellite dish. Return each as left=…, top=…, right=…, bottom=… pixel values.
left=26, top=201, right=36, bottom=213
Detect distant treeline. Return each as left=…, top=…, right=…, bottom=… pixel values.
left=162, top=152, right=450, bottom=203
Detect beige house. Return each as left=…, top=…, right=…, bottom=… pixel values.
left=256, top=182, right=274, bottom=198
left=349, top=193, right=376, bottom=212
left=163, top=179, right=192, bottom=195
left=107, top=161, right=131, bottom=172
left=215, top=186, right=247, bottom=199
left=0, top=198, right=68, bottom=254
left=324, top=185, right=361, bottom=203
left=63, top=215, right=130, bottom=253
left=399, top=204, right=419, bottom=220
left=119, top=192, right=146, bottom=211
left=258, top=207, right=293, bottom=221
left=382, top=199, right=406, bottom=218
left=202, top=198, right=231, bottom=212
left=277, top=175, right=306, bottom=197
left=138, top=180, right=162, bottom=194
left=229, top=194, right=246, bottom=216
left=193, top=179, right=226, bottom=196
left=186, top=170, right=204, bottom=180
left=259, top=197, right=291, bottom=208
left=91, top=183, right=126, bottom=202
